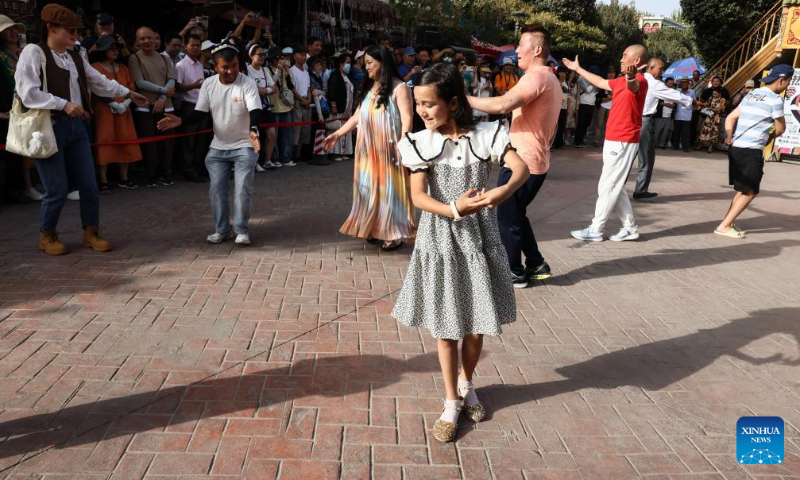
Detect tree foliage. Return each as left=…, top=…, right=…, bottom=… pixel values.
left=645, top=27, right=696, bottom=63
left=591, top=0, right=645, bottom=68
left=680, top=0, right=774, bottom=64
left=525, top=0, right=599, bottom=25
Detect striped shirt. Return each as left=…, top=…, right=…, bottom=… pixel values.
left=732, top=87, right=784, bottom=149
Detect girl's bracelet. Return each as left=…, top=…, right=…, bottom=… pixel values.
left=449, top=200, right=463, bottom=221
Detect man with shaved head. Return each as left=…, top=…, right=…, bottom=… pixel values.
left=129, top=26, right=178, bottom=188
left=633, top=57, right=695, bottom=199
left=563, top=44, right=649, bottom=242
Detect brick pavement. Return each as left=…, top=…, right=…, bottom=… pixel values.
left=0, top=147, right=799, bottom=479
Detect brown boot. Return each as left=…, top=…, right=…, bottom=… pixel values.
left=83, top=226, right=113, bottom=252
left=39, top=230, right=69, bottom=256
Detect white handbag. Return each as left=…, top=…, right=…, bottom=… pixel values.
left=5, top=45, right=58, bottom=159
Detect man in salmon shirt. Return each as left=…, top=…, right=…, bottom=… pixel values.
left=468, top=25, right=562, bottom=288
left=563, top=45, right=649, bottom=242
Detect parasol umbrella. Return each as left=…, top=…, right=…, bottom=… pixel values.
left=664, top=57, right=706, bottom=80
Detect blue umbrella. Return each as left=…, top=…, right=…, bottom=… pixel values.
left=496, top=50, right=518, bottom=65
left=495, top=50, right=560, bottom=66
left=664, top=57, right=706, bottom=80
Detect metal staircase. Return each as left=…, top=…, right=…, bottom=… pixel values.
left=694, top=0, right=784, bottom=94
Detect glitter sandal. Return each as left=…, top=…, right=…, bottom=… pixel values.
left=458, top=383, right=486, bottom=423
left=432, top=401, right=461, bottom=443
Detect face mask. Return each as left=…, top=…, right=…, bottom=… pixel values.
left=343, top=63, right=351, bottom=74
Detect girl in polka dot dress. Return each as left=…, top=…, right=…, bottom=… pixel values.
left=392, top=64, right=530, bottom=442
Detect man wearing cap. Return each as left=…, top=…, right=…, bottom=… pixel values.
left=672, top=78, right=695, bottom=151
left=632, top=57, right=695, bottom=200
left=129, top=26, right=178, bottom=188
left=158, top=42, right=262, bottom=246
left=175, top=33, right=207, bottom=183
left=573, top=65, right=601, bottom=147
left=398, top=46, right=421, bottom=85
left=494, top=57, right=519, bottom=96
left=732, top=79, right=756, bottom=108
left=84, top=13, right=130, bottom=58
left=15, top=3, right=148, bottom=255
left=714, top=64, right=792, bottom=239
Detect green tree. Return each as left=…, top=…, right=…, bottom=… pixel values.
left=526, top=0, right=599, bottom=24
left=645, top=27, right=696, bottom=63
left=592, top=0, right=645, bottom=68
left=680, top=0, right=774, bottom=64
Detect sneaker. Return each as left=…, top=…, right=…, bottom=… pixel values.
left=272, top=161, right=283, bottom=168
left=146, top=178, right=159, bottom=188
left=158, top=176, right=174, bottom=187
left=609, top=228, right=640, bottom=242
left=255, top=163, right=267, bottom=172
left=263, top=160, right=277, bottom=169
left=511, top=273, right=529, bottom=289
left=98, top=183, right=110, bottom=195
left=117, top=180, right=138, bottom=190
left=571, top=228, right=603, bottom=242
left=24, top=187, right=43, bottom=201
left=527, top=262, right=553, bottom=281
left=207, top=230, right=234, bottom=244
left=235, top=233, right=250, bottom=245
left=282, top=160, right=297, bottom=167
left=67, top=190, right=80, bottom=201
left=331, top=156, right=344, bottom=162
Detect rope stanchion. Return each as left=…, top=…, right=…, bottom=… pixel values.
left=0, top=117, right=349, bottom=151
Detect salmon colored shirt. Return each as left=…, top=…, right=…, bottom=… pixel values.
left=509, top=66, right=562, bottom=174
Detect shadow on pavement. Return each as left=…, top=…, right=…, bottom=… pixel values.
left=547, top=239, right=800, bottom=286
left=484, top=307, right=800, bottom=408
left=0, top=353, right=439, bottom=466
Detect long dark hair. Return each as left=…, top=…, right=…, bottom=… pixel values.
left=417, top=63, right=477, bottom=130
left=354, top=45, right=401, bottom=108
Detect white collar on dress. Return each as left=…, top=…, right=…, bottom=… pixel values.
left=402, top=120, right=505, bottom=163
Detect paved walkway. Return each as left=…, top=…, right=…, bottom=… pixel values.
left=0, top=147, right=799, bottom=479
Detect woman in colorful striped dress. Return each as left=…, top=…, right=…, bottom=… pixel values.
left=323, top=45, right=416, bottom=251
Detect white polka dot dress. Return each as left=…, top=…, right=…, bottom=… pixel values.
left=391, top=121, right=517, bottom=340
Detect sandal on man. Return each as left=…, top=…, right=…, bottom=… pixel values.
left=714, top=227, right=745, bottom=239
left=380, top=240, right=403, bottom=252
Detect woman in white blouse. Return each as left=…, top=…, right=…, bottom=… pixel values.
left=14, top=4, right=147, bottom=256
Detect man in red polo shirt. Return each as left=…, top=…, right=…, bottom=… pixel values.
left=562, top=45, right=649, bottom=242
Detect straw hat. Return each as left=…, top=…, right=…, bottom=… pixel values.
left=0, top=15, right=26, bottom=35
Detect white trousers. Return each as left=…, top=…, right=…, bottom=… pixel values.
left=590, top=140, right=638, bottom=233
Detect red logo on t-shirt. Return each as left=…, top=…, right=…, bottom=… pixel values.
left=233, top=97, right=243, bottom=104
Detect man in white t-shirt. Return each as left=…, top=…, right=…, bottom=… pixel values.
left=290, top=45, right=312, bottom=161
left=159, top=43, right=262, bottom=245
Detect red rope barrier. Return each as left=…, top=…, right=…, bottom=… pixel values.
left=0, top=117, right=349, bottom=151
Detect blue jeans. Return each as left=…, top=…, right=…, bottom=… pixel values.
left=35, top=116, right=99, bottom=231
left=205, top=147, right=257, bottom=235
left=268, top=111, right=292, bottom=163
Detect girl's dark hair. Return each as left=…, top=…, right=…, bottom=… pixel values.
left=417, top=63, right=477, bottom=129
left=88, top=47, right=114, bottom=65
left=354, top=45, right=401, bottom=108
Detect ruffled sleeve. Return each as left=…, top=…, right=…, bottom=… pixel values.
left=398, top=135, right=430, bottom=172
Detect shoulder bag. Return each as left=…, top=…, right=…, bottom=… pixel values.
left=6, top=45, right=58, bottom=159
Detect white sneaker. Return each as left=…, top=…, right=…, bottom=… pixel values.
left=255, top=163, right=267, bottom=172
left=609, top=228, right=640, bottom=242
left=331, top=156, right=344, bottom=162
left=235, top=233, right=250, bottom=245
left=25, top=187, right=43, bottom=201
left=263, top=161, right=276, bottom=169
left=282, top=160, right=297, bottom=167
left=67, top=190, right=80, bottom=201
left=571, top=228, right=604, bottom=242
left=207, top=230, right=234, bottom=244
